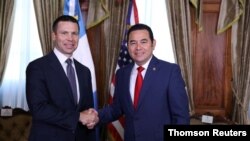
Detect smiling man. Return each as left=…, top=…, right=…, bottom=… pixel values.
left=26, top=15, right=98, bottom=141
left=97, top=23, right=190, bottom=141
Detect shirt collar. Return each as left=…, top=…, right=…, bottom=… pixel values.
left=53, top=48, right=74, bottom=64
left=133, top=55, right=152, bottom=71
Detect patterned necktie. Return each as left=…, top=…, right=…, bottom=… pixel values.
left=66, top=59, right=77, bottom=105
left=134, top=66, right=144, bottom=109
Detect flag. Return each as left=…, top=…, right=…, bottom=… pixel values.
left=63, top=0, right=99, bottom=140
left=107, top=0, right=139, bottom=141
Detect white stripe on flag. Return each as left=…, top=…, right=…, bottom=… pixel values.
left=112, top=120, right=124, bottom=140
left=68, top=0, right=75, bottom=15
left=73, top=36, right=97, bottom=92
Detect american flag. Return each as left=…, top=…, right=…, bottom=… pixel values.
left=107, top=0, right=139, bottom=141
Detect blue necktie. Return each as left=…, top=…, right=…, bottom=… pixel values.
left=66, top=59, right=77, bottom=105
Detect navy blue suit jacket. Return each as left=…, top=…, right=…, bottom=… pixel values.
left=99, top=56, right=190, bottom=141
left=26, top=52, right=95, bottom=141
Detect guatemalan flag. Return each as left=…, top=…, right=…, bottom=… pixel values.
left=63, top=0, right=98, bottom=108
left=63, top=1, right=99, bottom=138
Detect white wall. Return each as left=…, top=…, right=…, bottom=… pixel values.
left=137, top=0, right=175, bottom=63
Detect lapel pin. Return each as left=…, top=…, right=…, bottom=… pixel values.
left=153, top=67, right=156, bottom=71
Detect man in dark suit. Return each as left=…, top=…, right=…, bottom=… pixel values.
left=98, top=23, right=190, bottom=141
left=26, top=15, right=98, bottom=141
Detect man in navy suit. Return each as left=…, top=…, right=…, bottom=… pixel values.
left=26, top=15, right=98, bottom=141
left=98, top=23, right=190, bottom=141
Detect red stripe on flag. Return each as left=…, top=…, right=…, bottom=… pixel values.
left=132, top=0, right=139, bottom=23
left=118, top=115, right=125, bottom=127
left=107, top=124, right=123, bottom=141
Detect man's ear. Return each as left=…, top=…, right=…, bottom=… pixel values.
left=52, top=32, right=56, bottom=41
left=152, top=39, right=156, bottom=50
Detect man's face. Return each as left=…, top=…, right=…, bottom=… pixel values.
left=127, top=29, right=155, bottom=66
left=52, top=21, right=79, bottom=57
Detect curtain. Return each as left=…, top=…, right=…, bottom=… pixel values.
left=165, top=0, right=194, bottom=115
left=0, top=0, right=14, bottom=84
left=102, top=0, right=129, bottom=106
left=87, top=0, right=129, bottom=140
left=217, top=0, right=243, bottom=34
left=230, top=0, right=250, bottom=124
left=190, top=0, right=203, bottom=31
left=33, top=0, right=64, bottom=55
left=86, top=0, right=109, bottom=29
left=0, top=0, right=43, bottom=110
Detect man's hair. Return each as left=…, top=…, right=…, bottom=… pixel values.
left=52, top=15, right=79, bottom=32
left=127, top=23, right=154, bottom=43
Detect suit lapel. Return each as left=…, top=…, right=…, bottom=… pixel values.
left=74, top=60, right=87, bottom=108
left=48, top=52, right=76, bottom=106
left=123, top=64, right=135, bottom=113
left=136, top=56, right=159, bottom=110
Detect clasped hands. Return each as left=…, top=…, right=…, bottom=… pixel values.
left=79, top=108, right=99, bottom=129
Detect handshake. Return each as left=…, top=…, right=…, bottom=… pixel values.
left=79, top=108, right=99, bottom=129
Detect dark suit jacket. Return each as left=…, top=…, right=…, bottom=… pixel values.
left=26, top=52, right=96, bottom=141
left=99, top=56, right=190, bottom=141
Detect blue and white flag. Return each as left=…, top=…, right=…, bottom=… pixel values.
left=63, top=1, right=99, bottom=140
left=63, top=0, right=98, bottom=109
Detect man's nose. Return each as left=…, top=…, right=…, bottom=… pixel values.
left=67, top=34, right=74, bottom=40
left=136, top=42, right=143, bottom=50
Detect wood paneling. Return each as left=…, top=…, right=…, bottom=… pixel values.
left=191, top=0, right=232, bottom=118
